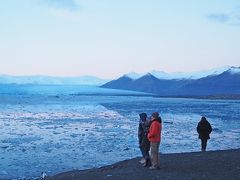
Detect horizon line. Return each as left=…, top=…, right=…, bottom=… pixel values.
left=1, top=65, right=238, bottom=79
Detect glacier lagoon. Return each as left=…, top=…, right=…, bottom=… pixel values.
left=0, top=85, right=240, bottom=179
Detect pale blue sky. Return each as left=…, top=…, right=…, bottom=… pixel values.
left=0, top=0, right=239, bottom=78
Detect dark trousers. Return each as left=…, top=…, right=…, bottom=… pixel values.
left=140, top=136, right=151, bottom=166
left=140, top=137, right=150, bottom=160
left=201, top=139, right=208, bottom=151
left=140, top=146, right=150, bottom=159
left=140, top=146, right=151, bottom=166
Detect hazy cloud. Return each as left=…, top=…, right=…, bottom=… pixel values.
left=41, top=0, right=81, bottom=20
left=207, top=7, right=240, bottom=26
left=207, top=13, right=230, bottom=23
left=43, top=0, right=79, bottom=11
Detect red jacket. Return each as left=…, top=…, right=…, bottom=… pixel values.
left=148, top=120, right=162, bottom=142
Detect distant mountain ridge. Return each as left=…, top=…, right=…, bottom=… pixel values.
left=0, top=75, right=109, bottom=85
left=126, top=66, right=231, bottom=80
left=101, top=66, right=240, bottom=97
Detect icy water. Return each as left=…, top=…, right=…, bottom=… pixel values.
left=0, top=85, right=240, bottom=179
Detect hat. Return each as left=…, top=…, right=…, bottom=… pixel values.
left=201, top=116, right=207, bottom=121
left=151, top=112, right=159, bottom=119
left=139, top=113, right=147, bottom=120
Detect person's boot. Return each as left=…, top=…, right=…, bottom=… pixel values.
left=146, top=159, right=152, bottom=167
left=139, top=158, right=146, bottom=164
left=143, top=159, right=151, bottom=167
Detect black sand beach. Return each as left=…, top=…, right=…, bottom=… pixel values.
left=48, top=149, right=240, bottom=180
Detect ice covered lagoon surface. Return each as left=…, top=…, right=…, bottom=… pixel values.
left=0, top=85, right=240, bottom=179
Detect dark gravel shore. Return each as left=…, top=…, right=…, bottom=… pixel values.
left=48, top=149, right=240, bottom=180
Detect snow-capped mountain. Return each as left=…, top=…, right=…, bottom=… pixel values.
left=125, top=72, right=146, bottom=80
left=227, top=66, right=240, bottom=74
left=0, top=75, right=109, bottom=85
left=102, top=66, right=240, bottom=96
left=125, top=66, right=231, bottom=80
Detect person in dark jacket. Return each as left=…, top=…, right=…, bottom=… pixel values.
left=138, top=113, right=151, bottom=167
left=197, top=116, right=212, bottom=152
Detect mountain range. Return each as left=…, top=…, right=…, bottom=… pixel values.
left=101, top=66, right=240, bottom=97
left=126, top=66, right=231, bottom=80
left=0, top=75, right=109, bottom=85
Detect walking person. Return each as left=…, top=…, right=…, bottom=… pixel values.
left=197, top=116, right=212, bottom=152
left=148, top=112, right=162, bottom=170
left=138, top=113, right=151, bottom=167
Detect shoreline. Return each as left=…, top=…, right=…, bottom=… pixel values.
left=154, top=95, right=240, bottom=100
left=48, top=149, right=240, bottom=180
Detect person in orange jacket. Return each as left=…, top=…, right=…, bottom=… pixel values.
left=147, top=112, right=162, bottom=169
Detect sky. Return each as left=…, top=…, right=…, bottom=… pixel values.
left=0, top=0, right=240, bottom=79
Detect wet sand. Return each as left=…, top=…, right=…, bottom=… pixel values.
left=48, top=149, right=240, bottom=180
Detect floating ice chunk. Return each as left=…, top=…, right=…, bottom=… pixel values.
left=213, top=128, right=223, bottom=133
left=1, top=170, right=7, bottom=175
left=0, top=107, right=123, bottom=121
